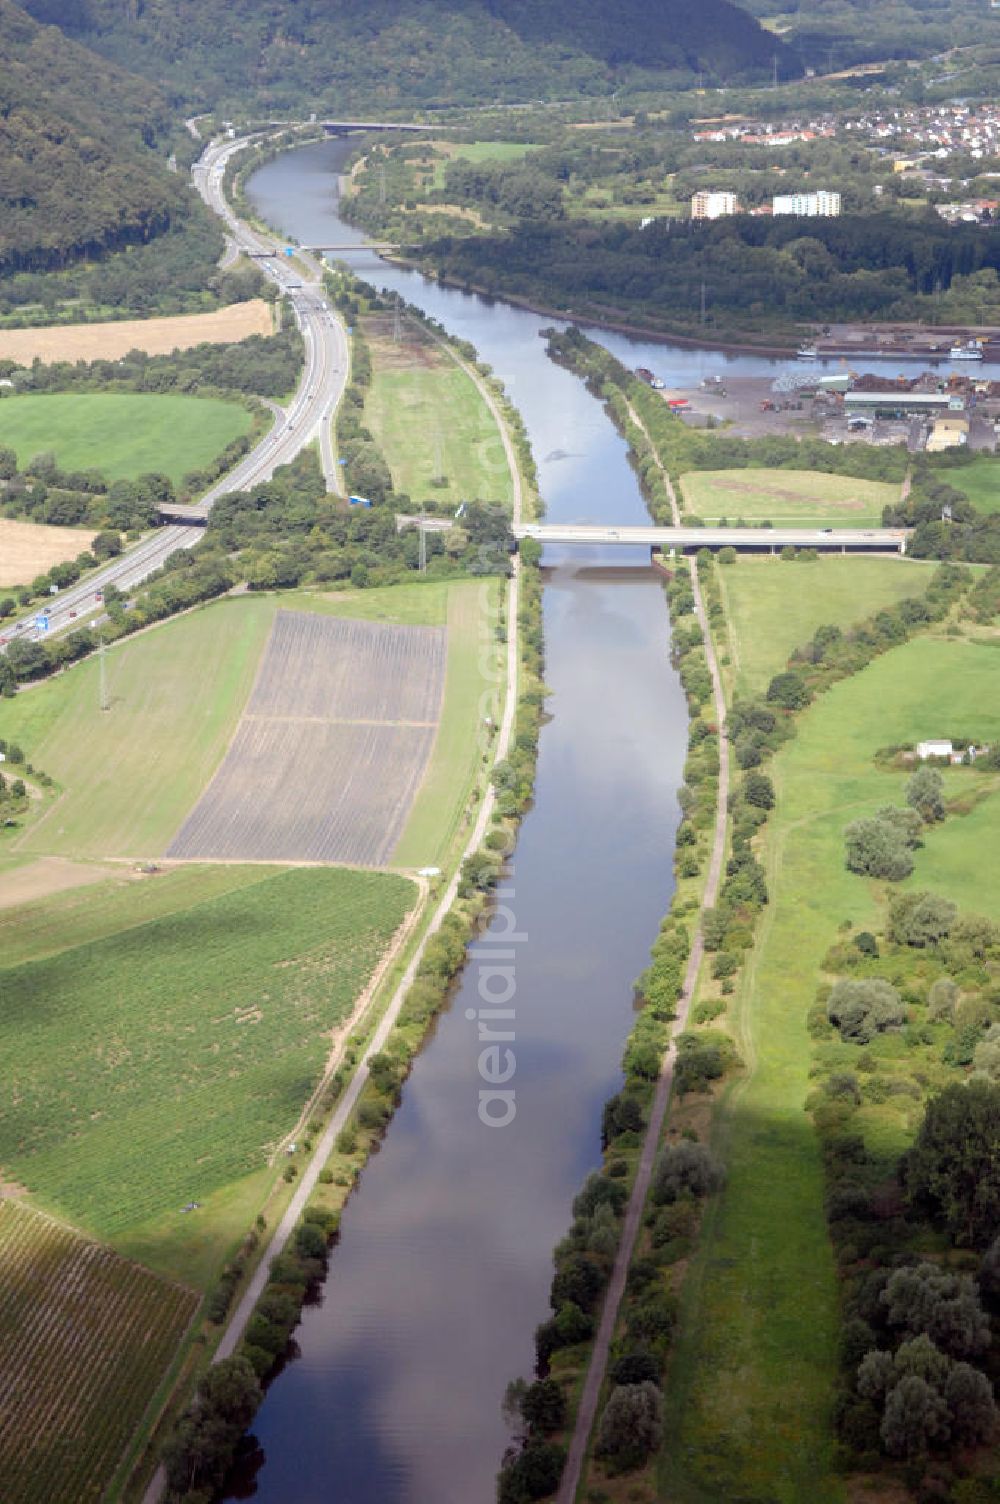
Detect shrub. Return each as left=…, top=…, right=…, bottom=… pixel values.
left=594, top=1381, right=663, bottom=1473
left=888, top=891, right=957, bottom=949
left=906, top=765, right=946, bottom=824
left=652, top=1141, right=725, bottom=1204
left=827, top=979, right=906, bottom=1044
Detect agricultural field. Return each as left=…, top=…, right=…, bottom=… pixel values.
left=364, top=318, right=514, bottom=510
left=4, top=598, right=276, bottom=858
left=3, top=582, right=498, bottom=864
left=0, top=516, right=95, bottom=587
left=167, top=610, right=446, bottom=865
left=0, top=393, right=252, bottom=485
left=717, top=555, right=934, bottom=695
left=663, top=633, right=1000, bottom=1503
left=944, top=454, right=1000, bottom=515
left=0, top=300, right=272, bottom=366
left=678, top=467, right=897, bottom=527
left=0, top=1199, right=198, bottom=1504
left=0, top=865, right=415, bottom=1243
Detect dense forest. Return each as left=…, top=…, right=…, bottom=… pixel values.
left=26, top=0, right=798, bottom=113
left=0, top=0, right=201, bottom=278
left=733, top=0, right=992, bottom=69
left=414, top=213, right=1000, bottom=337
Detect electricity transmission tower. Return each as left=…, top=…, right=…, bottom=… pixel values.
left=98, top=633, right=109, bottom=712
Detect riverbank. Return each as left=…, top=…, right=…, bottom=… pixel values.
left=378, top=252, right=799, bottom=357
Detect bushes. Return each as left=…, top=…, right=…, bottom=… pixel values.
left=827, top=979, right=906, bottom=1044
left=844, top=806, right=922, bottom=881
left=904, top=1081, right=1000, bottom=1249
left=651, top=1141, right=726, bottom=1205
left=594, top=1381, right=663, bottom=1474
left=163, top=1357, right=262, bottom=1499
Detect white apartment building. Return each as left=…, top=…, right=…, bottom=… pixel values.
left=691, top=190, right=740, bottom=220
left=772, top=190, right=842, bottom=217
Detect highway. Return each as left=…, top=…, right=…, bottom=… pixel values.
left=3, top=132, right=349, bottom=648
left=513, top=523, right=910, bottom=554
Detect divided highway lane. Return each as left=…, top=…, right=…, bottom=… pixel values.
left=4, top=131, right=349, bottom=647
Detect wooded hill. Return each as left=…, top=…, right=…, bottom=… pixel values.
left=733, top=0, right=991, bottom=70
left=0, top=0, right=195, bottom=276
left=23, top=0, right=799, bottom=113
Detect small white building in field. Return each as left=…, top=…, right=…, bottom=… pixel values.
left=916, top=740, right=954, bottom=760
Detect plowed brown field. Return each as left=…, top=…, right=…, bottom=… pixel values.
left=167, top=610, right=446, bottom=865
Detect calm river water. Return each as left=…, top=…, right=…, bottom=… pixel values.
left=231, top=137, right=778, bottom=1504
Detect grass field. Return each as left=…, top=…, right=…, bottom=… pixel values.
left=943, top=455, right=1000, bottom=515
left=394, top=578, right=503, bottom=866
left=0, top=300, right=272, bottom=367
left=0, top=1200, right=198, bottom=1504
left=0, top=865, right=414, bottom=1241
left=663, top=633, right=1000, bottom=1503
left=0, top=393, right=252, bottom=485
left=429, top=139, right=540, bottom=188
left=717, top=555, right=933, bottom=695
left=4, top=599, right=275, bottom=858
left=678, top=467, right=898, bottom=526
left=4, top=581, right=500, bottom=866
left=364, top=320, right=514, bottom=510
left=0, top=516, right=95, bottom=587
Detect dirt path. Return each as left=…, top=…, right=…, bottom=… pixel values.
left=555, top=409, right=730, bottom=1504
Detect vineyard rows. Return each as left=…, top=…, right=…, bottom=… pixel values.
left=0, top=1200, right=197, bottom=1503
left=168, top=610, right=447, bottom=865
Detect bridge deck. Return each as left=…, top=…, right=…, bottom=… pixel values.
left=513, top=524, right=907, bottom=554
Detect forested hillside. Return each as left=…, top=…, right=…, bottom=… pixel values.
left=0, top=0, right=195, bottom=276
left=25, top=0, right=798, bottom=113
left=733, top=0, right=992, bottom=69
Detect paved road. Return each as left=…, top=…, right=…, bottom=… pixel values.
left=3, top=132, right=349, bottom=650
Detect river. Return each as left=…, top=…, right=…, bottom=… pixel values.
left=231, top=138, right=744, bottom=1504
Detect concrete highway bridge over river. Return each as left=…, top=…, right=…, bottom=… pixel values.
left=396, top=516, right=910, bottom=555
left=513, top=523, right=909, bottom=555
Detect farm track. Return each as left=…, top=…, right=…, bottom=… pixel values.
left=167, top=611, right=447, bottom=866
left=0, top=1201, right=197, bottom=1504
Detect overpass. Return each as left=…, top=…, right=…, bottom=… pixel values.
left=512, top=524, right=908, bottom=554
left=303, top=242, right=399, bottom=253
left=321, top=120, right=427, bottom=135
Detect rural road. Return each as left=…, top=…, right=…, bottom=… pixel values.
left=3, top=129, right=349, bottom=649
left=554, top=420, right=731, bottom=1504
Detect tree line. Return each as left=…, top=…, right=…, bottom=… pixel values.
left=415, top=214, right=1000, bottom=338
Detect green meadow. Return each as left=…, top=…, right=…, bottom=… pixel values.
left=663, top=629, right=1000, bottom=1502
left=0, top=393, right=252, bottom=485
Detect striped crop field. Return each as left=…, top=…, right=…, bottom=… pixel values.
left=168, top=610, right=447, bottom=865
left=0, top=1200, right=198, bottom=1503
